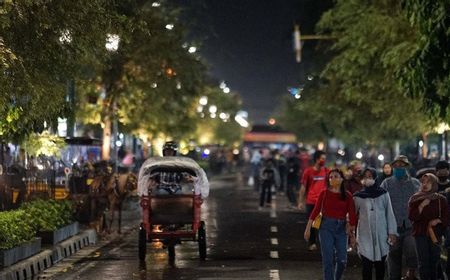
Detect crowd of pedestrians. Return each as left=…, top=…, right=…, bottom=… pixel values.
left=301, top=153, right=450, bottom=280
left=248, top=148, right=450, bottom=280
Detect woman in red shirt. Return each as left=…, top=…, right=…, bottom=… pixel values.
left=408, top=173, right=448, bottom=280
left=304, top=168, right=357, bottom=280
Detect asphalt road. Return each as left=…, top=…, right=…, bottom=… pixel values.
left=36, top=174, right=363, bottom=280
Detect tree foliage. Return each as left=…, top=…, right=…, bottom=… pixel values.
left=0, top=0, right=112, bottom=142
left=280, top=0, right=434, bottom=145
left=194, top=86, right=243, bottom=146
left=400, top=0, right=450, bottom=119
left=74, top=1, right=207, bottom=156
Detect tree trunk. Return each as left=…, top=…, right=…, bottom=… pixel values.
left=0, top=141, right=4, bottom=167
left=102, top=114, right=112, bottom=160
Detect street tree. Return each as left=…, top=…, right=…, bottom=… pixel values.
left=281, top=0, right=433, bottom=146
left=400, top=0, right=450, bottom=119
left=75, top=1, right=206, bottom=159
left=0, top=0, right=112, bottom=143
left=194, top=86, right=244, bottom=146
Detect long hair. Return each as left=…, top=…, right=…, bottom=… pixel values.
left=326, top=168, right=346, bottom=200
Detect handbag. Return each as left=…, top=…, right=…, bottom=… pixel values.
left=312, top=191, right=326, bottom=229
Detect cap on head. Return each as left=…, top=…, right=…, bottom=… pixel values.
left=391, top=155, right=411, bottom=167
left=162, top=141, right=178, bottom=156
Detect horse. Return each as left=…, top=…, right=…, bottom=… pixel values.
left=105, top=172, right=137, bottom=234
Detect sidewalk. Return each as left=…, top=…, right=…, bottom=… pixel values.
left=0, top=197, right=141, bottom=280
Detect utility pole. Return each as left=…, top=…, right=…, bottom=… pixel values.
left=293, top=24, right=335, bottom=63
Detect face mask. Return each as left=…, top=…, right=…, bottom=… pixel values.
left=362, top=178, right=375, bottom=187
left=393, top=167, right=407, bottom=179
left=329, top=178, right=341, bottom=187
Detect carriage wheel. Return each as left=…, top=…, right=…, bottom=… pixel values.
left=168, top=244, right=175, bottom=264
left=198, top=221, right=207, bottom=260
left=138, top=224, right=147, bottom=261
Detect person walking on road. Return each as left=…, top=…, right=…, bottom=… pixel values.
left=259, top=159, right=280, bottom=209
left=408, top=173, right=448, bottom=280
left=376, top=162, right=393, bottom=187
left=304, top=168, right=357, bottom=280
left=354, top=167, right=397, bottom=280
left=250, top=149, right=262, bottom=190
left=298, top=150, right=328, bottom=251
left=380, top=155, right=420, bottom=280
left=435, top=160, right=450, bottom=278
left=344, top=160, right=364, bottom=194
left=286, top=155, right=300, bottom=208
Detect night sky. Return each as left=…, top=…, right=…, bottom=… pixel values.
left=173, top=0, right=333, bottom=124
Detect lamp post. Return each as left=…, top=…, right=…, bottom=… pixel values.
left=436, top=123, right=449, bottom=161
left=104, top=34, right=120, bottom=171
left=59, top=30, right=75, bottom=137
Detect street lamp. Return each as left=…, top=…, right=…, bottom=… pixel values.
left=435, top=122, right=449, bottom=160
left=188, top=46, right=197, bottom=53
left=104, top=34, right=120, bottom=171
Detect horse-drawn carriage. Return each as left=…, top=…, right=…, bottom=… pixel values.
left=137, top=156, right=209, bottom=262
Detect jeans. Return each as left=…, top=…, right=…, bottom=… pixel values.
left=361, top=255, right=386, bottom=280
left=306, top=204, right=317, bottom=245
left=286, top=183, right=297, bottom=205
left=387, top=228, right=418, bottom=280
left=415, top=235, right=441, bottom=280
left=259, top=181, right=272, bottom=207
left=319, top=217, right=348, bottom=280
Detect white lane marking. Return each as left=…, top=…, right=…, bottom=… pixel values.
left=270, top=251, right=279, bottom=259
left=270, top=269, right=280, bottom=280
left=270, top=211, right=277, bottom=218
left=271, top=238, right=278, bottom=245
left=271, top=226, right=278, bottom=233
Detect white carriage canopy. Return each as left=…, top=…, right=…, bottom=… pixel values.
left=138, top=156, right=209, bottom=199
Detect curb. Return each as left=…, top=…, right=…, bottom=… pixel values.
left=0, top=229, right=96, bottom=280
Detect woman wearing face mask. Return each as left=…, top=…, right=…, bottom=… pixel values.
left=409, top=173, right=448, bottom=280
left=354, top=168, right=397, bottom=280
left=304, top=168, right=357, bottom=280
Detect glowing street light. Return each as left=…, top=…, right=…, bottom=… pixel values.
left=165, top=24, right=174, bottom=30
left=188, top=46, right=197, bottom=53
left=209, top=105, right=217, bottom=114
left=199, top=96, right=208, bottom=106
left=235, top=111, right=249, bottom=128
left=223, top=87, right=230, bottom=94
left=152, top=2, right=161, bottom=7
left=356, top=152, right=363, bottom=159
left=105, top=34, right=120, bottom=52
left=378, top=154, right=385, bottom=161
left=59, top=29, right=72, bottom=44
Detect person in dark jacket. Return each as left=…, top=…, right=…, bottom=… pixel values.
left=259, top=159, right=280, bottom=208
left=286, top=155, right=300, bottom=208
left=435, top=160, right=450, bottom=278
left=409, top=173, right=448, bottom=280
